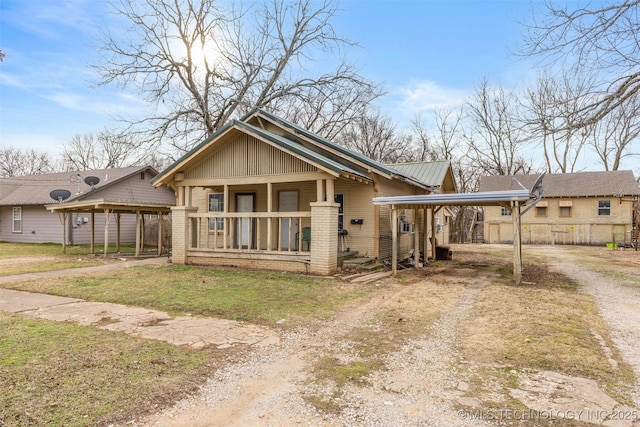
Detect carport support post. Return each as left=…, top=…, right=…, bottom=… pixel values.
left=431, top=208, right=437, bottom=260
left=391, top=206, right=398, bottom=276
left=157, top=211, right=163, bottom=255
left=413, top=208, right=420, bottom=269
left=135, top=211, right=141, bottom=257
left=103, top=208, right=111, bottom=257
left=90, top=212, right=95, bottom=254
left=58, top=212, right=67, bottom=254
left=512, top=201, right=522, bottom=285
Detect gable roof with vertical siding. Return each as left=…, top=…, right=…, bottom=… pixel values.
left=478, top=170, right=640, bottom=198
left=0, top=166, right=160, bottom=206
left=152, top=109, right=428, bottom=189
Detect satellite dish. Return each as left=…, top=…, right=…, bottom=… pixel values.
left=84, top=176, right=100, bottom=188
left=50, top=189, right=71, bottom=203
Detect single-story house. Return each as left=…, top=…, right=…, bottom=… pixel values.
left=0, top=166, right=175, bottom=249
left=151, top=108, right=457, bottom=275
left=479, top=170, right=640, bottom=246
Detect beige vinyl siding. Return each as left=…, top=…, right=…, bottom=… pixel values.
left=186, top=134, right=317, bottom=180
left=485, top=197, right=636, bottom=246
left=376, top=176, right=424, bottom=261
left=334, top=179, right=375, bottom=257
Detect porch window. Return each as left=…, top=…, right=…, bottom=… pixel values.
left=598, top=200, right=611, bottom=216
left=12, top=207, right=22, bottom=233
left=335, top=194, right=344, bottom=230
left=208, top=193, right=224, bottom=231
left=501, top=207, right=511, bottom=216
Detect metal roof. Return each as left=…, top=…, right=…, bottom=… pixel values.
left=388, top=161, right=451, bottom=187
left=373, top=190, right=532, bottom=207
left=241, top=108, right=427, bottom=188
left=237, top=121, right=371, bottom=181
left=374, top=173, right=545, bottom=208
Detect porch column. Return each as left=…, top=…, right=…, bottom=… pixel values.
left=157, top=211, right=163, bottom=256
left=267, top=183, right=272, bottom=251
left=171, top=206, right=198, bottom=265
left=310, top=201, right=339, bottom=275
left=116, top=213, right=121, bottom=253
left=512, top=201, right=522, bottom=285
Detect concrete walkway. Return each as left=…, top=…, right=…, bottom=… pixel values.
left=0, top=258, right=280, bottom=350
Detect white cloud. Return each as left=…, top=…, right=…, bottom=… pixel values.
left=396, top=80, right=470, bottom=114
left=41, top=91, right=147, bottom=117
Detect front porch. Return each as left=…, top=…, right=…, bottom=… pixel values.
left=171, top=178, right=345, bottom=275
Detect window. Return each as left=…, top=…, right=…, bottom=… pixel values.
left=208, top=193, right=224, bottom=231
left=560, top=206, right=572, bottom=217
left=535, top=206, right=547, bottom=217
left=501, top=207, right=512, bottom=216
left=334, top=194, right=344, bottom=230
left=598, top=200, right=611, bottom=216
left=12, top=207, right=22, bottom=233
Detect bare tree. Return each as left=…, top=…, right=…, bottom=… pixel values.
left=463, top=79, right=533, bottom=176
left=97, top=0, right=380, bottom=159
left=410, top=107, right=480, bottom=243
left=523, top=71, right=593, bottom=173
left=0, top=146, right=55, bottom=177
left=411, top=107, right=463, bottom=162
left=337, top=110, right=413, bottom=163
left=61, top=130, right=153, bottom=170
left=522, top=1, right=640, bottom=128
left=589, top=92, right=640, bottom=170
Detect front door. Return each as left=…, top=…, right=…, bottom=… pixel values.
left=279, top=191, right=298, bottom=250
left=236, top=194, right=254, bottom=249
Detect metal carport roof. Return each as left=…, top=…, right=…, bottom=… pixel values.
left=372, top=174, right=545, bottom=284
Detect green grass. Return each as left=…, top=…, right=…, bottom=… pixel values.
left=0, top=241, right=140, bottom=258
left=3, top=265, right=370, bottom=326
left=0, top=312, right=214, bottom=427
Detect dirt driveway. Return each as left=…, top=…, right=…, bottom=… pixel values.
left=134, top=245, right=640, bottom=427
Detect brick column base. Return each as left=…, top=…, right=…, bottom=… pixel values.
left=310, top=201, right=339, bottom=275
left=171, top=206, right=197, bottom=265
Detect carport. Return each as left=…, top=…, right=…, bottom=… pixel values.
left=46, top=199, right=172, bottom=257
left=372, top=174, right=544, bottom=284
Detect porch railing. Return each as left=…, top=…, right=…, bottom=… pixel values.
left=187, top=211, right=312, bottom=253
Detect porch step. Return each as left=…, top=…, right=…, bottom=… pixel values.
left=342, top=257, right=383, bottom=271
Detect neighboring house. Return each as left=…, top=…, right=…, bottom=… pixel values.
left=0, top=166, right=176, bottom=245
left=151, top=109, right=457, bottom=275
left=479, top=171, right=640, bottom=246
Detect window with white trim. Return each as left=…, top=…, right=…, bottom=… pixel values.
left=208, top=193, right=224, bottom=231
left=12, top=207, right=22, bottom=233
left=500, top=207, right=512, bottom=216
left=598, top=200, right=611, bottom=216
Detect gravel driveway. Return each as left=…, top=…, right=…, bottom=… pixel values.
left=135, top=245, right=640, bottom=427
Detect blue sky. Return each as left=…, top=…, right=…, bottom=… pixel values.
left=0, top=0, right=539, bottom=155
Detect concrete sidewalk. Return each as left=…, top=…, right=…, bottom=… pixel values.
left=0, top=258, right=280, bottom=350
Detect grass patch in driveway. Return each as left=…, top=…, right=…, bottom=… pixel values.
left=462, top=260, right=636, bottom=405
left=0, top=312, right=217, bottom=427
left=3, top=265, right=370, bottom=326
